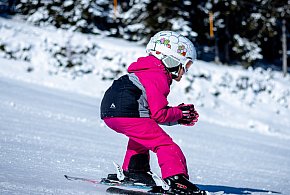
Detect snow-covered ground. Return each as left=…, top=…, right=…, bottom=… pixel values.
left=1, top=17, right=290, bottom=194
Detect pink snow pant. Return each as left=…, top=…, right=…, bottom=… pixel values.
left=104, top=117, right=188, bottom=179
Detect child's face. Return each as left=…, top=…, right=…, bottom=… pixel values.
left=173, top=61, right=193, bottom=82
left=173, top=67, right=185, bottom=82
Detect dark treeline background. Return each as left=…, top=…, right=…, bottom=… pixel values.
left=1, top=0, right=290, bottom=68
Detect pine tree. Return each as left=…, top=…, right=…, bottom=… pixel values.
left=15, top=0, right=289, bottom=66
left=241, top=0, right=289, bottom=64
left=120, top=0, right=196, bottom=43
left=16, top=0, right=117, bottom=34
left=197, top=0, right=289, bottom=66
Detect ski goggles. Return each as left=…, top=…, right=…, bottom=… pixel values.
left=162, top=55, right=193, bottom=73
left=182, top=58, right=193, bottom=73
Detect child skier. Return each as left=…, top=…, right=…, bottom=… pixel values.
left=100, top=31, right=205, bottom=194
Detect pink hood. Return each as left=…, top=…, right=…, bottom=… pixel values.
left=128, top=56, right=182, bottom=124
left=128, top=56, right=172, bottom=83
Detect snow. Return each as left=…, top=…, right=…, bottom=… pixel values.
left=233, top=35, right=263, bottom=62
left=1, top=17, right=290, bottom=195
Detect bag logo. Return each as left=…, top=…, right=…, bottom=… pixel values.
left=110, top=103, right=116, bottom=109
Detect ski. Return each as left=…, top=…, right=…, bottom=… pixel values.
left=64, top=175, right=210, bottom=195
left=64, top=174, right=102, bottom=185
left=107, top=187, right=150, bottom=194
left=64, top=174, right=153, bottom=189
left=106, top=186, right=162, bottom=195
left=64, top=163, right=208, bottom=194
left=106, top=186, right=210, bottom=195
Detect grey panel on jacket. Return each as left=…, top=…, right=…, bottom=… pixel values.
left=128, top=73, right=150, bottom=117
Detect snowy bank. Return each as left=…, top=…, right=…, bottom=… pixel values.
left=1, top=17, right=290, bottom=139
left=1, top=17, right=290, bottom=195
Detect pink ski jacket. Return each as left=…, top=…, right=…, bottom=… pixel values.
left=100, top=55, right=182, bottom=125
left=128, top=56, right=182, bottom=124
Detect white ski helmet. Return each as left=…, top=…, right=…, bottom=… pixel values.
left=146, top=31, right=196, bottom=73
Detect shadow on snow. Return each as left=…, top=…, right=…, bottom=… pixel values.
left=197, top=184, right=281, bottom=195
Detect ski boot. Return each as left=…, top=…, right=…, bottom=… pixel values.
left=164, top=174, right=207, bottom=195
left=106, top=154, right=156, bottom=186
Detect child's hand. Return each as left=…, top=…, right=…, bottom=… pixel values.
left=178, top=103, right=199, bottom=126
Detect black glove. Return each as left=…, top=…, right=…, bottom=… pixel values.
left=177, top=103, right=199, bottom=126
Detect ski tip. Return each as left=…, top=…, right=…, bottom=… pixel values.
left=64, top=175, right=74, bottom=181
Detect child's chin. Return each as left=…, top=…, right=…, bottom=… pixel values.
left=174, top=77, right=182, bottom=82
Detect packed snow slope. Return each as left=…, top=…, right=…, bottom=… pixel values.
left=1, top=66, right=290, bottom=195
left=1, top=17, right=290, bottom=139
left=1, top=17, right=290, bottom=194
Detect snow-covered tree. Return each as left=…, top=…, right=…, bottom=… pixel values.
left=196, top=0, right=289, bottom=65
left=15, top=0, right=289, bottom=67
left=240, top=0, right=290, bottom=63
left=16, top=0, right=117, bottom=34
left=120, top=0, right=197, bottom=43
left=233, top=34, right=263, bottom=66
